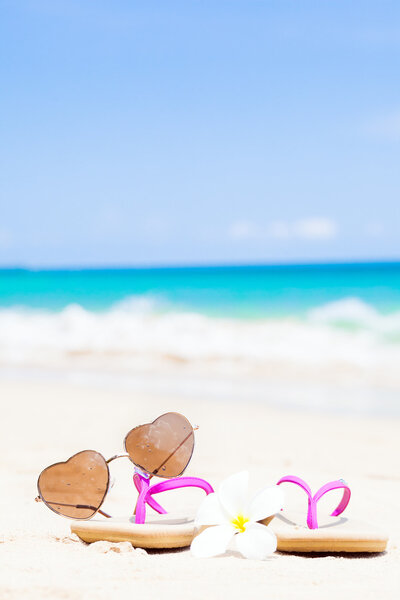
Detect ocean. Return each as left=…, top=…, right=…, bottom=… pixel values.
left=1, top=263, right=400, bottom=407
left=1, top=262, right=400, bottom=316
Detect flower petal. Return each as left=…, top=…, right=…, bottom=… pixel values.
left=218, top=471, right=249, bottom=517
left=191, top=525, right=235, bottom=558
left=235, top=523, right=277, bottom=560
left=248, top=485, right=285, bottom=522
left=195, top=492, right=229, bottom=526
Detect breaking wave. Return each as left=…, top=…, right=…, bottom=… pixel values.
left=1, top=296, right=400, bottom=384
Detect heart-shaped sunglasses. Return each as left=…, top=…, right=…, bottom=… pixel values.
left=35, top=412, right=212, bottom=522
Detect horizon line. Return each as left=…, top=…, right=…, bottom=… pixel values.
left=1, top=258, right=400, bottom=271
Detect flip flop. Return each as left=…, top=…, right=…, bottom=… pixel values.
left=262, top=475, right=388, bottom=553
left=71, top=472, right=213, bottom=549
left=71, top=513, right=199, bottom=549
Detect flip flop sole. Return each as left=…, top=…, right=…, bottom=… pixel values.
left=71, top=513, right=388, bottom=553
left=263, top=513, right=388, bottom=553
left=71, top=513, right=196, bottom=549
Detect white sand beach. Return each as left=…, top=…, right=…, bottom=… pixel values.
left=3, top=0, right=400, bottom=597
left=0, top=376, right=399, bottom=599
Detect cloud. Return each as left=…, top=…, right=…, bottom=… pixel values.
left=365, top=110, right=400, bottom=141
left=293, top=217, right=337, bottom=240
left=228, top=217, right=338, bottom=242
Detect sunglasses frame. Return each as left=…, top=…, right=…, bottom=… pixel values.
left=35, top=413, right=197, bottom=521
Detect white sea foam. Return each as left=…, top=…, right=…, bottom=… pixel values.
left=1, top=297, right=400, bottom=386
left=309, top=297, right=400, bottom=338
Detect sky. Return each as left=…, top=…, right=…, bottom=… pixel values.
left=1, top=0, right=400, bottom=267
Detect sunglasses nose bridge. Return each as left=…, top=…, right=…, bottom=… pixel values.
left=106, top=453, right=130, bottom=464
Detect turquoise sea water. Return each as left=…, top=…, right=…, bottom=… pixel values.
left=1, top=263, right=400, bottom=410
left=1, top=262, right=400, bottom=318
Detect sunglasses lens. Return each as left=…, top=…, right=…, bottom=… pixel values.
left=38, top=450, right=109, bottom=519
left=125, top=412, right=194, bottom=478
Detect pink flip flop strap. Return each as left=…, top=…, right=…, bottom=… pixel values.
left=277, top=475, right=351, bottom=529
left=133, top=472, right=214, bottom=524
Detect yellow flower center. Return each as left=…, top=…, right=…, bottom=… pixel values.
left=231, top=514, right=249, bottom=533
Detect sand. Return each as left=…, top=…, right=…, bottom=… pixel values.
left=0, top=376, right=399, bottom=599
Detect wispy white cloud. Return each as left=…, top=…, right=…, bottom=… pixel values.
left=293, top=217, right=337, bottom=240
left=228, top=217, right=338, bottom=242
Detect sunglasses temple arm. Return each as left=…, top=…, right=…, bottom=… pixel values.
left=35, top=497, right=112, bottom=518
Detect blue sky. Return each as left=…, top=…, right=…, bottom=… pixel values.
left=1, top=0, right=399, bottom=266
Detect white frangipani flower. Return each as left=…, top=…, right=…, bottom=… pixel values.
left=191, top=471, right=284, bottom=560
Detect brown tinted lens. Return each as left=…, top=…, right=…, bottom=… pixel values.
left=125, top=412, right=194, bottom=478
left=38, top=450, right=109, bottom=519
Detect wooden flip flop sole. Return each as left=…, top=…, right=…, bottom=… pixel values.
left=263, top=512, right=388, bottom=553
left=71, top=513, right=197, bottom=549
left=71, top=511, right=388, bottom=553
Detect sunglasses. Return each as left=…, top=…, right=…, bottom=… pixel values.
left=35, top=412, right=197, bottom=520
